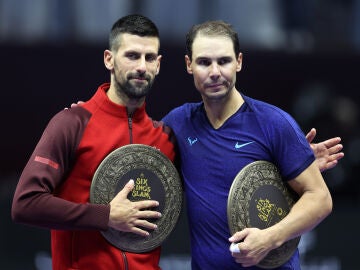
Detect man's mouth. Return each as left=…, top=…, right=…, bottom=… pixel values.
left=131, top=76, right=146, bottom=80
left=207, top=83, right=224, bottom=89
left=129, top=77, right=149, bottom=85
left=129, top=74, right=149, bottom=82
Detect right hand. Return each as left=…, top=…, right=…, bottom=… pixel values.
left=108, top=179, right=161, bottom=237
left=71, top=101, right=84, bottom=108
left=64, top=101, right=84, bottom=110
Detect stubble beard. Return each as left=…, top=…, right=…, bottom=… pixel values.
left=114, top=72, right=154, bottom=100
left=203, top=80, right=233, bottom=101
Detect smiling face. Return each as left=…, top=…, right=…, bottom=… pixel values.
left=185, top=34, right=242, bottom=102
left=104, top=33, right=161, bottom=103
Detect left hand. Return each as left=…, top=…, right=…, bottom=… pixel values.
left=229, top=228, right=274, bottom=267
left=306, top=128, right=344, bottom=172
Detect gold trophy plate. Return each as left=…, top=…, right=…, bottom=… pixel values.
left=227, top=160, right=300, bottom=268
left=90, top=144, right=182, bottom=253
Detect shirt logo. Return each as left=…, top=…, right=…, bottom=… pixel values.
left=188, top=137, right=198, bottom=146
left=235, top=141, right=254, bottom=149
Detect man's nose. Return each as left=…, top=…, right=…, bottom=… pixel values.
left=136, top=57, right=147, bottom=73
left=209, top=63, right=221, bottom=78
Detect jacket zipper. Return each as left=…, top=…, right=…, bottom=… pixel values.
left=123, top=112, right=132, bottom=269
left=128, top=112, right=133, bottom=144
left=121, top=251, right=129, bottom=270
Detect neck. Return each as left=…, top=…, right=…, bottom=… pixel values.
left=203, top=89, right=244, bottom=129
left=106, top=84, right=145, bottom=115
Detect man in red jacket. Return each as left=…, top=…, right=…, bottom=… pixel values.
left=12, top=14, right=176, bottom=270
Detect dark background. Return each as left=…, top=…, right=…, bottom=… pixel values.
left=1, top=1, right=359, bottom=269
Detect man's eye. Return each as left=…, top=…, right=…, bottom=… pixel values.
left=197, top=59, right=210, bottom=66
left=146, top=55, right=157, bottom=62
left=126, top=53, right=139, bottom=60
left=218, top=58, right=231, bottom=65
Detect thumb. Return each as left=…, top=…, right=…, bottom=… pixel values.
left=117, top=179, right=135, bottom=199
left=229, top=228, right=249, bottom=243
left=305, top=128, right=316, bottom=144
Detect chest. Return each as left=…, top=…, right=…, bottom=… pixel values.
left=177, top=117, right=271, bottom=193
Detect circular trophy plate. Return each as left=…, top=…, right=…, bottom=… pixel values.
left=90, top=144, right=182, bottom=253
left=227, top=161, right=300, bottom=269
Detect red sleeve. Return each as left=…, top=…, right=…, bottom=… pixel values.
left=11, top=107, right=110, bottom=230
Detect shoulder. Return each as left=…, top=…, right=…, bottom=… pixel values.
left=29, top=106, right=92, bottom=167
left=51, top=106, right=91, bottom=124
left=243, top=95, right=296, bottom=126
left=242, top=95, right=307, bottom=147
left=162, top=102, right=203, bottom=130
left=163, top=102, right=202, bottom=121
left=244, top=95, right=287, bottom=115
left=44, top=106, right=92, bottom=139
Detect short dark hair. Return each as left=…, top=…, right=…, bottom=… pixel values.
left=186, top=20, right=240, bottom=60
left=109, top=14, right=160, bottom=51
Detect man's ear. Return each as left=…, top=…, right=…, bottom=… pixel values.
left=104, top=49, right=114, bottom=70
left=185, top=55, right=193, bottom=74
left=155, top=55, right=162, bottom=75
left=236, top=52, right=243, bottom=72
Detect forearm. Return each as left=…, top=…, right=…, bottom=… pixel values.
left=267, top=188, right=332, bottom=248
left=12, top=169, right=110, bottom=230
left=266, top=162, right=333, bottom=248
left=12, top=192, right=109, bottom=231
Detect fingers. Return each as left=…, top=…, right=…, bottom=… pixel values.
left=129, top=227, right=153, bottom=237
left=325, top=140, right=344, bottom=162
left=127, top=218, right=160, bottom=237
left=133, top=207, right=162, bottom=223
left=131, top=203, right=162, bottom=232
left=70, top=100, right=84, bottom=108
left=116, top=208, right=161, bottom=237
left=328, top=149, right=344, bottom=161
left=108, top=180, right=161, bottom=237
left=135, top=217, right=159, bottom=230
left=328, top=143, right=344, bottom=156
left=322, top=152, right=344, bottom=171
left=65, top=101, right=85, bottom=110
left=330, top=142, right=343, bottom=152
left=320, top=137, right=344, bottom=157
left=322, top=137, right=342, bottom=149
left=133, top=199, right=160, bottom=211
left=323, top=160, right=337, bottom=171
left=123, top=209, right=161, bottom=237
